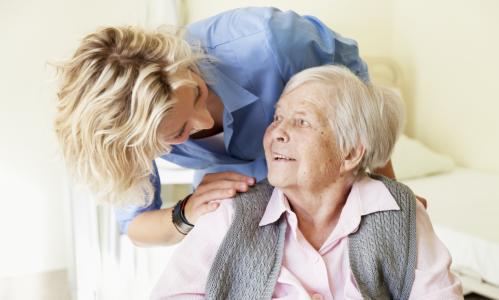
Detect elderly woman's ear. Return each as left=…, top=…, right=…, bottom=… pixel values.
left=340, top=142, right=365, bottom=174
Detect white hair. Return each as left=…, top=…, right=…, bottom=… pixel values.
left=283, top=65, right=406, bottom=181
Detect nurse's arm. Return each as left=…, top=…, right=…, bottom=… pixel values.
left=372, top=159, right=427, bottom=209
left=372, top=159, right=396, bottom=179
left=128, top=208, right=184, bottom=247
left=127, top=171, right=255, bottom=247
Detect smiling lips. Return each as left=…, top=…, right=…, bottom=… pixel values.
left=273, top=152, right=296, bottom=161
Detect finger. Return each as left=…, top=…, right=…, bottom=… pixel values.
left=196, top=187, right=237, bottom=204
left=201, top=201, right=220, bottom=215
left=187, top=187, right=237, bottom=210
left=421, top=198, right=427, bottom=209
left=195, top=179, right=251, bottom=195
left=415, top=195, right=427, bottom=209
left=201, top=171, right=256, bottom=186
left=187, top=202, right=221, bottom=224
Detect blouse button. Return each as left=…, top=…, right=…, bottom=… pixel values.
left=310, top=254, right=319, bottom=264
left=312, top=294, right=324, bottom=300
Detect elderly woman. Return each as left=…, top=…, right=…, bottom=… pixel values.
left=149, top=65, right=463, bottom=299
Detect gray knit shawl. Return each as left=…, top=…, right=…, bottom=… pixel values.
left=349, top=173, right=417, bottom=300
left=205, top=174, right=417, bottom=300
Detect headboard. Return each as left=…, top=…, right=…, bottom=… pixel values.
left=363, top=57, right=403, bottom=90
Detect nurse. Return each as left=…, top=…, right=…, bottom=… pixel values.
left=53, top=7, right=411, bottom=247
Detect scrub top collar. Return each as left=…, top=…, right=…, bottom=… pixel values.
left=208, top=66, right=260, bottom=113
left=168, top=65, right=260, bottom=165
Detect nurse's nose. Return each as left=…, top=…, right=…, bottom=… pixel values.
left=192, top=105, right=214, bottom=130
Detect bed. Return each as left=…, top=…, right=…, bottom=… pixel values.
left=365, top=57, right=499, bottom=298
left=401, top=169, right=499, bottom=298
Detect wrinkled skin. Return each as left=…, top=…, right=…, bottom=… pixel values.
left=263, top=83, right=364, bottom=250
left=264, top=83, right=348, bottom=194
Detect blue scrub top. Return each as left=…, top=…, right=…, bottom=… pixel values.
left=115, top=7, right=370, bottom=235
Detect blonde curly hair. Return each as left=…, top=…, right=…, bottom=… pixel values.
left=51, top=25, right=212, bottom=207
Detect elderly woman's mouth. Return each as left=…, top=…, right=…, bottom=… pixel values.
left=273, top=152, right=296, bottom=161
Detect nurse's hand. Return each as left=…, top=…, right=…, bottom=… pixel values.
left=415, top=195, right=427, bottom=209
left=183, top=171, right=256, bottom=224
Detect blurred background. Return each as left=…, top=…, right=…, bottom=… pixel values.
left=0, top=0, right=498, bottom=299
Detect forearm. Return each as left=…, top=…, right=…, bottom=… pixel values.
left=374, top=159, right=428, bottom=208
left=127, top=207, right=186, bottom=247
left=127, top=172, right=255, bottom=247
left=372, top=159, right=396, bottom=179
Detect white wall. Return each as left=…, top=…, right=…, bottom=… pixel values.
left=186, top=0, right=396, bottom=58
left=0, top=0, right=146, bottom=278
left=187, top=0, right=499, bottom=173
left=391, top=0, right=499, bottom=172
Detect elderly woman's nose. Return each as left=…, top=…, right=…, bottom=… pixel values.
left=272, top=121, right=290, bottom=142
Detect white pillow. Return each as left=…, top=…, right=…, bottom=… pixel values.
left=391, top=134, right=456, bottom=180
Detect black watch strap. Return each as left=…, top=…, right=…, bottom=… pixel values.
left=172, top=197, right=194, bottom=233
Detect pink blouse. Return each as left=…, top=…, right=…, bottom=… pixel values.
left=149, top=177, right=463, bottom=300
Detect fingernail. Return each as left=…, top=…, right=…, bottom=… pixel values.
left=227, top=189, right=233, bottom=194
left=247, top=178, right=255, bottom=185
left=212, top=203, right=218, bottom=209
left=239, top=183, right=246, bottom=190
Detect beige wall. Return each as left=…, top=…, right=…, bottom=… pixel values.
left=187, top=0, right=499, bottom=173
left=186, top=0, right=396, bottom=58
left=391, top=0, right=499, bottom=172
left=0, top=0, right=146, bottom=278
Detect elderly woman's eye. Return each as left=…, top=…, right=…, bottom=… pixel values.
left=300, top=119, right=309, bottom=126
left=273, top=115, right=281, bottom=122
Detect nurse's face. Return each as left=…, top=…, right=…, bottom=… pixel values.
left=158, top=70, right=214, bottom=144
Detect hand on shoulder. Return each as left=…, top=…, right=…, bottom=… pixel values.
left=183, top=171, right=255, bottom=224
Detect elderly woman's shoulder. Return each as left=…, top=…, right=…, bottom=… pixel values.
left=369, top=174, right=416, bottom=202
left=197, top=199, right=235, bottom=230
